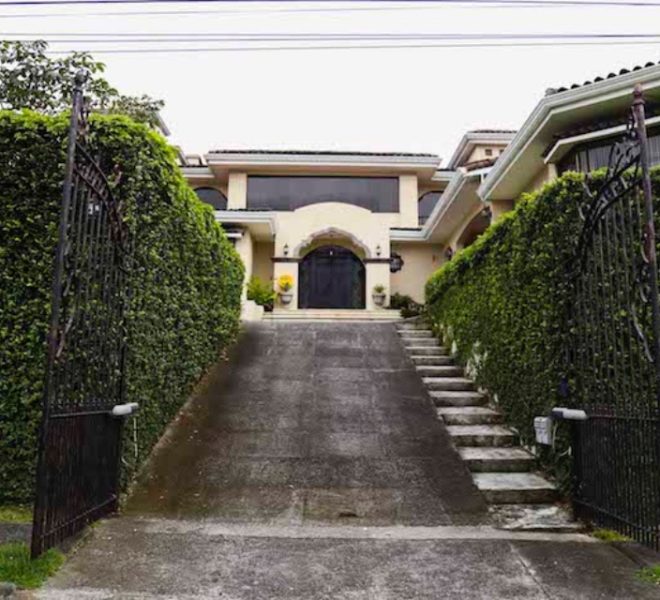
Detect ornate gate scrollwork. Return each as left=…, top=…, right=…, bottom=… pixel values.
left=565, top=86, right=660, bottom=550
left=31, top=72, right=136, bottom=557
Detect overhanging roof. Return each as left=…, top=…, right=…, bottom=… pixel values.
left=479, top=64, right=660, bottom=202
left=204, top=150, right=442, bottom=177
left=447, top=131, right=516, bottom=170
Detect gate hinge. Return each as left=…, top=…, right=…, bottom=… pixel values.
left=111, top=402, right=139, bottom=417
left=550, top=407, right=588, bottom=421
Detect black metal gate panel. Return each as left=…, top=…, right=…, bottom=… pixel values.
left=299, top=245, right=366, bottom=309
left=31, top=73, right=133, bottom=557
left=567, top=87, right=660, bottom=550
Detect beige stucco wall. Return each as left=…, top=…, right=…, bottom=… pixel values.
left=398, top=174, right=419, bottom=228
left=233, top=229, right=254, bottom=302
left=490, top=199, right=515, bottom=222
left=253, top=242, right=274, bottom=283
left=525, top=163, right=559, bottom=195
left=276, top=203, right=396, bottom=260
left=273, top=261, right=299, bottom=309
left=227, top=173, right=247, bottom=209
left=447, top=204, right=487, bottom=251
left=466, top=144, right=508, bottom=164
left=390, top=243, right=444, bottom=303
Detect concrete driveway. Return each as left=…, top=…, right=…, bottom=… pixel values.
left=39, top=323, right=659, bottom=599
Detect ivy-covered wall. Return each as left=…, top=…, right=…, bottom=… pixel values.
left=0, top=111, right=244, bottom=503
left=425, top=170, right=660, bottom=485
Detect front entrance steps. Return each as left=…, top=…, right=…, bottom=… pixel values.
left=397, top=321, right=580, bottom=532
left=264, top=309, right=402, bottom=322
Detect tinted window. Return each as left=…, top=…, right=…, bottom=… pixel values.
left=246, top=176, right=399, bottom=212
left=559, top=128, right=660, bottom=174
left=418, top=191, right=442, bottom=225
left=194, top=187, right=227, bottom=210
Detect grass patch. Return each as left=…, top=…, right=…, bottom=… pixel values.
left=0, top=542, right=63, bottom=589
left=591, top=528, right=631, bottom=542
left=0, top=506, right=32, bottom=523
left=637, top=565, right=660, bottom=586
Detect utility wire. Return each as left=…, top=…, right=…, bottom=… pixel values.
left=4, top=0, right=660, bottom=8
left=0, top=5, right=548, bottom=19
left=9, top=32, right=660, bottom=40
left=44, top=39, right=660, bottom=52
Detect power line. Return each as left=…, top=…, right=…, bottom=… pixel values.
left=8, top=32, right=660, bottom=40
left=44, top=39, right=660, bottom=52
left=4, top=0, right=660, bottom=8
left=2, top=0, right=660, bottom=21
left=0, top=5, right=540, bottom=19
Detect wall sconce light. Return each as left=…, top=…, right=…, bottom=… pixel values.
left=283, top=243, right=289, bottom=256
left=375, top=244, right=382, bottom=257
left=444, top=247, right=454, bottom=261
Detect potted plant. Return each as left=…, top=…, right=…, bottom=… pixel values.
left=372, top=284, right=386, bottom=307
left=247, top=276, right=276, bottom=312
left=278, top=274, right=295, bottom=305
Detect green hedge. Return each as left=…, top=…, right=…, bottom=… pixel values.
left=425, top=169, right=660, bottom=485
left=0, top=110, right=244, bottom=503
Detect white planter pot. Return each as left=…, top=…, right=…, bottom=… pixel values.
left=372, top=293, right=386, bottom=307
left=279, top=292, right=294, bottom=305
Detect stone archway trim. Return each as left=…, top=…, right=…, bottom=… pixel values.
left=293, top=227, right=372, bottom=259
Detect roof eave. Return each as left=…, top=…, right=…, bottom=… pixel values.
left=479, top=65, right=660, bottom=202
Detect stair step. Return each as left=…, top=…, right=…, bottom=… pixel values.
left=423, top=377, right=476, bottom=392
left=458, top=447, right=533, bottom=471
left=447, top=425, right=517, bottom=447
left=403, top=338, right=439, bottom=347
left=473, top=473, right=557, bottom=504
left=411, top=355, right=455, bottom=366
left=437, top=406, right=502, bottom=425
left=488, top=504, right=582, bottom=532
left=430, top=391, right=488, bottom=407
left=398, top=330, right=433, bottom=338
left=416, top=365, right=463, bottom=377
left=406, top=346, right=448, bottom=356
left=397, top=321, right=428, bottom=331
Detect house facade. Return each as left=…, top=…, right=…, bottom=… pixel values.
left=181, top=61, right=660, bottom=318
left=181, top=134, right=512, bottom=317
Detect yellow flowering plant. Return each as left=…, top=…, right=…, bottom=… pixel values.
left=278, top=274, right=294, bottom=292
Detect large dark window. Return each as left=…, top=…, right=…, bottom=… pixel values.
left=194, top=187, right=228, bottom=210
left=558, top=127, right=660, bottom=174
left=246, top=176, right=399, bottom=212
left=418, top=191, right=442, bottom=225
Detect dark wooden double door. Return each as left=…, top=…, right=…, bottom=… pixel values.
left=299, top=245, right=365, bottom=309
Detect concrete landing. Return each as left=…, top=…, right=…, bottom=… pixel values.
left=38, top=517, right=659, bottom=599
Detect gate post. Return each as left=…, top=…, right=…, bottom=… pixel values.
left=632, top=84, right=660, bottom=401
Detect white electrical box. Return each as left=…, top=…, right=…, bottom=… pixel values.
left=534, top=416, right=554, bottom=445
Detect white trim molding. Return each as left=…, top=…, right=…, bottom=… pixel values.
left=213, top=210, right=277, bottom=237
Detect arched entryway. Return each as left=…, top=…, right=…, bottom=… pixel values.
left=299, top=245, right=366, bottom=309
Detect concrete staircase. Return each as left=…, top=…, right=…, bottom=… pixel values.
left=264, top=309, right=402, bottom=322
left=397, top=320, right=579, bottom=531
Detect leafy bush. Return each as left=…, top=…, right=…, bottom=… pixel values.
left=0, top=110, right=243, bottom=503
left=390, top=292, right=425, bottom=319
left=426, top=170, right=660, bottom=484
left=247, top=276, right=276, bottom=310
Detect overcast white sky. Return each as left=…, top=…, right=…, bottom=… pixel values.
left=4, top=1, right=660, bottom=163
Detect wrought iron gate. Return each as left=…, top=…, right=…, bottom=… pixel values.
left=567, top=85, right=660, bottom=550
left=31, top=73, right=135, bottom=557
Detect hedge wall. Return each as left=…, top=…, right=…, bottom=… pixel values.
left=425, top=169, right=660, bottom=485
left=0, top=110, right=244, bottom=503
